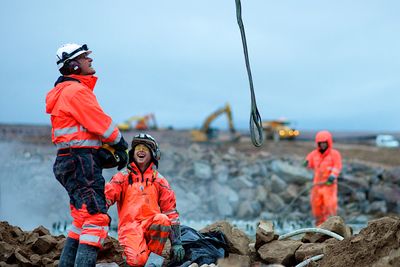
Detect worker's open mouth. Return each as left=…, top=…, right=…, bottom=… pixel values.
left=136, top=151, right=146, bottom=158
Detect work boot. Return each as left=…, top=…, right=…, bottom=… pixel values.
left=74, top=243, right=99, bottom=267
left=59, top=237, right=79, bottom=267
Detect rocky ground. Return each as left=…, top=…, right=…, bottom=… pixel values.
left=1, top=215, right=399, bottom=266
left=0, top=124, right=400, bottom=266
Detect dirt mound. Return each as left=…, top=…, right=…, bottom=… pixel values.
left=0, top=221, right=123, bottom=266
left=319, top=216, right=400, bottom=267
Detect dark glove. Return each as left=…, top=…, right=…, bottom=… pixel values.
left=303, top=160, right=309, bottom=167
left=114, top=150, right=128, bottom=170
left=171, top=244, right=185, bottom=263
left=170, top=225, right=185, bottom=262
left=326, top=175, right=335, bottom=185
left=111, top=136, right=128, bottom=151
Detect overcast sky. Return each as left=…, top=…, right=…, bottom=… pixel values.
left=0, top=1, right=399, bottom=131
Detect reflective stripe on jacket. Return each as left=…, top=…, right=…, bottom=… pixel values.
left=105, top=162, right=180, bottom=231
left=46, top=75, right=121, bottom=149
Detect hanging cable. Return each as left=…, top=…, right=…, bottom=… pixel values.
left=234, top=0, right=264, bottom=147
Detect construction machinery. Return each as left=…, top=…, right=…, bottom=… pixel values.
left=117, top=113, right=158, bottom=131
left=262, top=119, right=300, bottom=141
left=191, top=103, right=240, bottom=142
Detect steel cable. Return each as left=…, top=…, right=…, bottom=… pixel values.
left=234, top=0, right=264, bottom=147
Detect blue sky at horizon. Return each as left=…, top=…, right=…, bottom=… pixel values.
left=0, top=1, right=399, bottom=132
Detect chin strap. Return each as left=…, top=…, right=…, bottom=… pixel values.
left=169, top=225, right=182, bottom=246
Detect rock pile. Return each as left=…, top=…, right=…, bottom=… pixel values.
left=1, top=216, right=399, bottom=266
left=0, top=221, right=123, bottom=267
left=215, top=215, right=399, bottom=267
left=161, top=144, right=400, bottom=225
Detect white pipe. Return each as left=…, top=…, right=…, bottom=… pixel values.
left=295, top=254, right=324, bottom=267
left=278, top=227, right=344, bottom=241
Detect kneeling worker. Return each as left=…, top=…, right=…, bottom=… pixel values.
left=105, top=133, right=185, bottom=266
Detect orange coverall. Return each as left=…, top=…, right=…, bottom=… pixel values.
left=105, top=162, right=180, bottom=266
left=46, top=74, right=123, bottom=248
left=306, top=131, right=342, bottom=225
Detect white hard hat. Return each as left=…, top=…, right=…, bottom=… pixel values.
left=56, top=43, right=91, bottom=69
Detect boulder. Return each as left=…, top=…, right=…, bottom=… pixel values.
left=270, top=174, right=287, bottom=193
left=14, top=248, right=31, bottom=266
left=258, top=240, right=303, bottom=266
left=0, top=241, right=14, bottom=262
left=302, top=216, right=352, bottom=243
left=270, top=160, right=311, bottom=184
left=193, top=162, right=212, bottom=180
left=32, top=225, right=51, bottom=237
left=264, top=194, right=285, bottom=212
left=32, top=235, right=57, bottom=254
left=295, top=243, right=326, bottom=262
left=255, top=220, right=276, bottom=250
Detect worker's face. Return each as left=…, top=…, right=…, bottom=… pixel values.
left=318, top=141, right=328, bottom=151
left=76, top=52, right=95, bottom=75
left=133, top=144, right=152, bottom=165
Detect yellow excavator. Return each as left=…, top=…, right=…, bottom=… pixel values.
left=117, top=113, right=158, bottom=131
left=191, top=103, right=240, bottom=142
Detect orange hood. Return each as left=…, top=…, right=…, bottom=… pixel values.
left=315, top=130, right=333, bottom=150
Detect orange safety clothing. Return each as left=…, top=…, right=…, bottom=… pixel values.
left=46, top=74, right=122, bottom=149
left=105, top=162, right=180, bottom=266
left=47, top=74, right=121, bottom=250
left=306, top=131, right=342, bottom=225
left=68, top=204, right=110, bottom=248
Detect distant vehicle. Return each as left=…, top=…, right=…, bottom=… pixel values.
left=376, top=135, right=399, bottom=148
left=191, top=103, right=240, bottom=142
left=117, top=113, right=158, bottom=131
left=262, top=119, right=300, bottom=141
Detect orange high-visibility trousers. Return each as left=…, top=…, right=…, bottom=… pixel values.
left=311, top=185, right=337, bottom=225
left=121, top=213, right=171, bottom=267
left=68, top=204, right=110, bottom=248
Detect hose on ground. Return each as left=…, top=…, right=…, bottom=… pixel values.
left=278, top=227, right=344, bottom=241
left=295, top=254, right=324, bottom=267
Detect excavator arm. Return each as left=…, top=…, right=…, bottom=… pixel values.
left=192, top=103, right=239, bottom=142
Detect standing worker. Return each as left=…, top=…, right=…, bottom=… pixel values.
left=46, top=43, right=128, bottom=266
left=105, top=133, right=185, bottom=266
left=305, top=130, right=342, bottom=225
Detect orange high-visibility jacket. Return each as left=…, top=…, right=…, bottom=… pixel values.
left=306, top=131, right=342, bottom=184
left=45, top=75, right=121, bottom=149
left=306, top=131, right=342, bottom=225
left=105, top=162, right=180, bottom=231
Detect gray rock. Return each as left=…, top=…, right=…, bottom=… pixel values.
left=367, top=201, right=387, bottom=213
left=270, top=160, right=312, bottom=184
left=264, top=194, right=285, bottom=212
left=193, top=162, right=213, bottom=180
left=270, top=174, right=287, bottom=193
left=231, top=175, right=254, bottom=188
left=214, top=164, right=229, bottom=183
